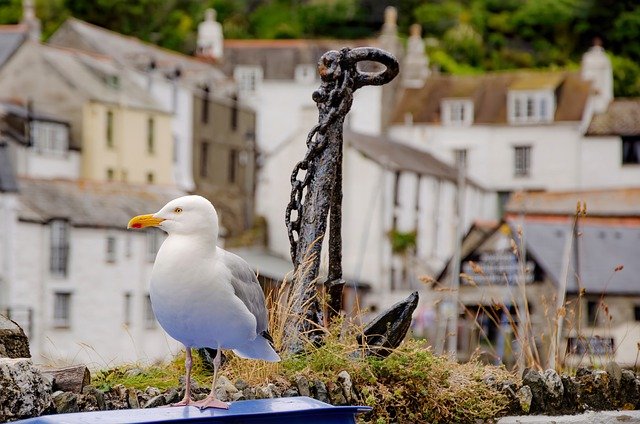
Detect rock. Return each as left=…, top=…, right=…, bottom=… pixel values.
left=620, top=369, right=640, bottom=409
left=234, top=378, right=248, bottom=391
left=0, top=358, right=52, bottom=421
left=522, top=368, right=545, bottom=413
left=577, top=369, right=614, bottom=410
left=145, top=386, right=162, bottom=397
left=243, top=387, right=256, bottom=400
left=40, top=365, right=91, bottom=393
left=0, top=315, right=30, bottom=358
left=215, top=375, right=238, bottom=401
left=231, top=391, right=245, bottom=401
left=312, top=379, right=329, bottom=403
left=178, top=376, right=200, bottom=392
left=543, top=368, right=564, bottom=412
left=126, top=388, right=140, bottom=409
left=143, top=394, right=167, bottom=408
left=256, top=384, right=275, bottom=399
left=337, top=371, right=354, bottom=403
left=52, top=391, right=79, bottom=414
left=295, top=375, right=311, bottom=397
left=605, top=361, right=622, bottom=388
left=327, top=381, right=347, bottom=405
left=516, top=385, right=532, bottom=414
left=561, top=375, right=579, bottom=413
left=283, top=388, right=299, bottom=398
left=163, top=388, right=179, bottom=405
left=83, top=385, right=106, bottom=411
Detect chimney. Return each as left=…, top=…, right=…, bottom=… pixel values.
left=196, top=9, right=223, bottom=61
left=402, top=24, right=430, bottom=88
left=21, top=0, right=41, bottom=42
left=581, top=38, right=613, bottom=114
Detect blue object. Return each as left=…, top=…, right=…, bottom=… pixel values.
left=15, top=396, right=372, bottom=424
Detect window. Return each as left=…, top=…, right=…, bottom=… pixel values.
left=442, top=99, right=473, bottom=126
left=146, top=230, right=162, bottom=262
left=106, top=110, right=114, bottom=148
left=144, top=294, right=156, bottom=329
left=622, top=137, right=640, bottom=165
left=147, top=117, right=155, bottom=154
left=566, top=337, right=614, bottom=355
left=634, top=305, right=640, bottom=321
left=587, top=299, right=601, bottom=326
left=514, top=146, right=531, bottom=177
left=53, top=292, right=71, bottom=328
left=124, top=292, right=132, bottom=326
left=454, top=148, right=468, bottom=169
left=295, top=64, right=316, bottom=83
left=31, top=122, right=69, bottom=155
left=106, top=168, right=114, bottom=181
left=50, top=220, right=69, bottom=277
left=508, top=91, right=555, bottom=124
left=234, top=66, right=263, bottom=93
left=125, top=234, right=132, bottom=258
left=106, top=235, right=116, bottom=263
left=146, top=172, right=154, bottom=184
left=200, top=141, right=209, bottom=177
left=231, top=95, right=238, bottom=131
left=201, top=85, right=209, bottom=124
left=228, top=149, right=238, bottom=183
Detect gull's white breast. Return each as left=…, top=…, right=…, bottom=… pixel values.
left=149, top=235, right=257, bottom=349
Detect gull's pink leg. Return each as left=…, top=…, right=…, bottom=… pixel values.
left=171, top=347, right=193, bottom=406
left=192, top=348, right=229, bottom=410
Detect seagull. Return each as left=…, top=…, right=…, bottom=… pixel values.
left=127, top=195, right=280, bottom=409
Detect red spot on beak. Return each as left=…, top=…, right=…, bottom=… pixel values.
left=132, top=223, right=142, bottom=229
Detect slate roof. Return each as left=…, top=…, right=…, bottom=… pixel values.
left=0, top=25, right=27, bottom=68
left=223, top=39, right=380, bottom=80
left=391, top=71, right=591, bottom=125
left=518, top=219, right=640, bottom=294
left=586, top=99, right=640, bottom=136
left=40, top=45, right=168, bottom=113
left=344, top=129, right=483, bottom=188
left=506, top=189, right=640, bottom=217
left=16, top=178, right=185, bottom=229
left=49, top=18, right=227, bottom=87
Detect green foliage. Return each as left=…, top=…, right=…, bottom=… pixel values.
left=387, top=229, right=417, bottom=255
left=0, top=0, right=638, bottom=96
left=610, top=53, right=640, bottom=97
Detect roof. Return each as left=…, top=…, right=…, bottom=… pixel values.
left=0, top=102, right=69, bottom=124
left=16, top=178, right=185, bottom=229
left=344, top=129, right=483, bottom=188
left=49, top=18, right=227, bottom=88
left=391, top=70, right=591, bottom=125
left=506, top=188, right=640, bottom=217
left=223, top=39, right=379, bottom=80
left=0, top=25, right=27, bottom=66
left=40, top=45, right=168, bottom=113
left=0, top=26, right=27, bottom=68
left=0, top=143, right=18, bottom=192
left=586, top=99, right=640, bottom=136
left=518, top=218, right=640, bottom=294
left=228, top=247, right=294, bottom=282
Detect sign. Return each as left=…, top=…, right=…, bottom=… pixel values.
left=462, top=251, right=535, bottom=285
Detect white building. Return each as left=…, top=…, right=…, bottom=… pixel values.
left=388, top=43, right=640, bottom=206
left=0, top=176, right=184, bottom=367
left=48, top=17, right=234, bottom=192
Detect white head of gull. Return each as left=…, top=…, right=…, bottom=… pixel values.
left=128, top=195, right=280, bottom=409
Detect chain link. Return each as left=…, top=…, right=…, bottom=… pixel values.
left=285, top=48, right=354, bottom=264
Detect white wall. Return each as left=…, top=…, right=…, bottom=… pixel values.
left=11, top=220, right=179, bottom=368
left=581, top=136, right=640, bottom=188
left=12, top=147, right=80, bottom=180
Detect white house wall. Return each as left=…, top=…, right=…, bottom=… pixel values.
left=389, top=124, right=584, bottom=191
left=10, top=144, right=80, bottom=180
left=581, top=136, right=640, bottom=188
left=11, top=221, right=179, bottom=367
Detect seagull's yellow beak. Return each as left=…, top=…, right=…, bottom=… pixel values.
left=127, top=214, right=164, bottom=229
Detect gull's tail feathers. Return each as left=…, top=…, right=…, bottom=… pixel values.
left=232, top=335, right=281, bottom=362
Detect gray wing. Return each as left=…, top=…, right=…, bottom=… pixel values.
left=219, top=248, right=269, bottom=336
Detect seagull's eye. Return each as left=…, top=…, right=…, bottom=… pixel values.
left=174, top=207, right=183, bottom=213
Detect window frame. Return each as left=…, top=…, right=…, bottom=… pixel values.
left=106, top=235, right=117, bottom=263
left=53, top=291, right=72, bottom=328
left=441, top=99, right=474, bottom=127
left=106, top=110, right=114, bottom=148
left=514, top=145, right=532, bottom=177
left=147, top=117, right=155, bottom=154
left=508, top=90, right=555, bottom=124
left=144, top=294, right=156, bottom=329
left=50, top=219, right=70, bottom=277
